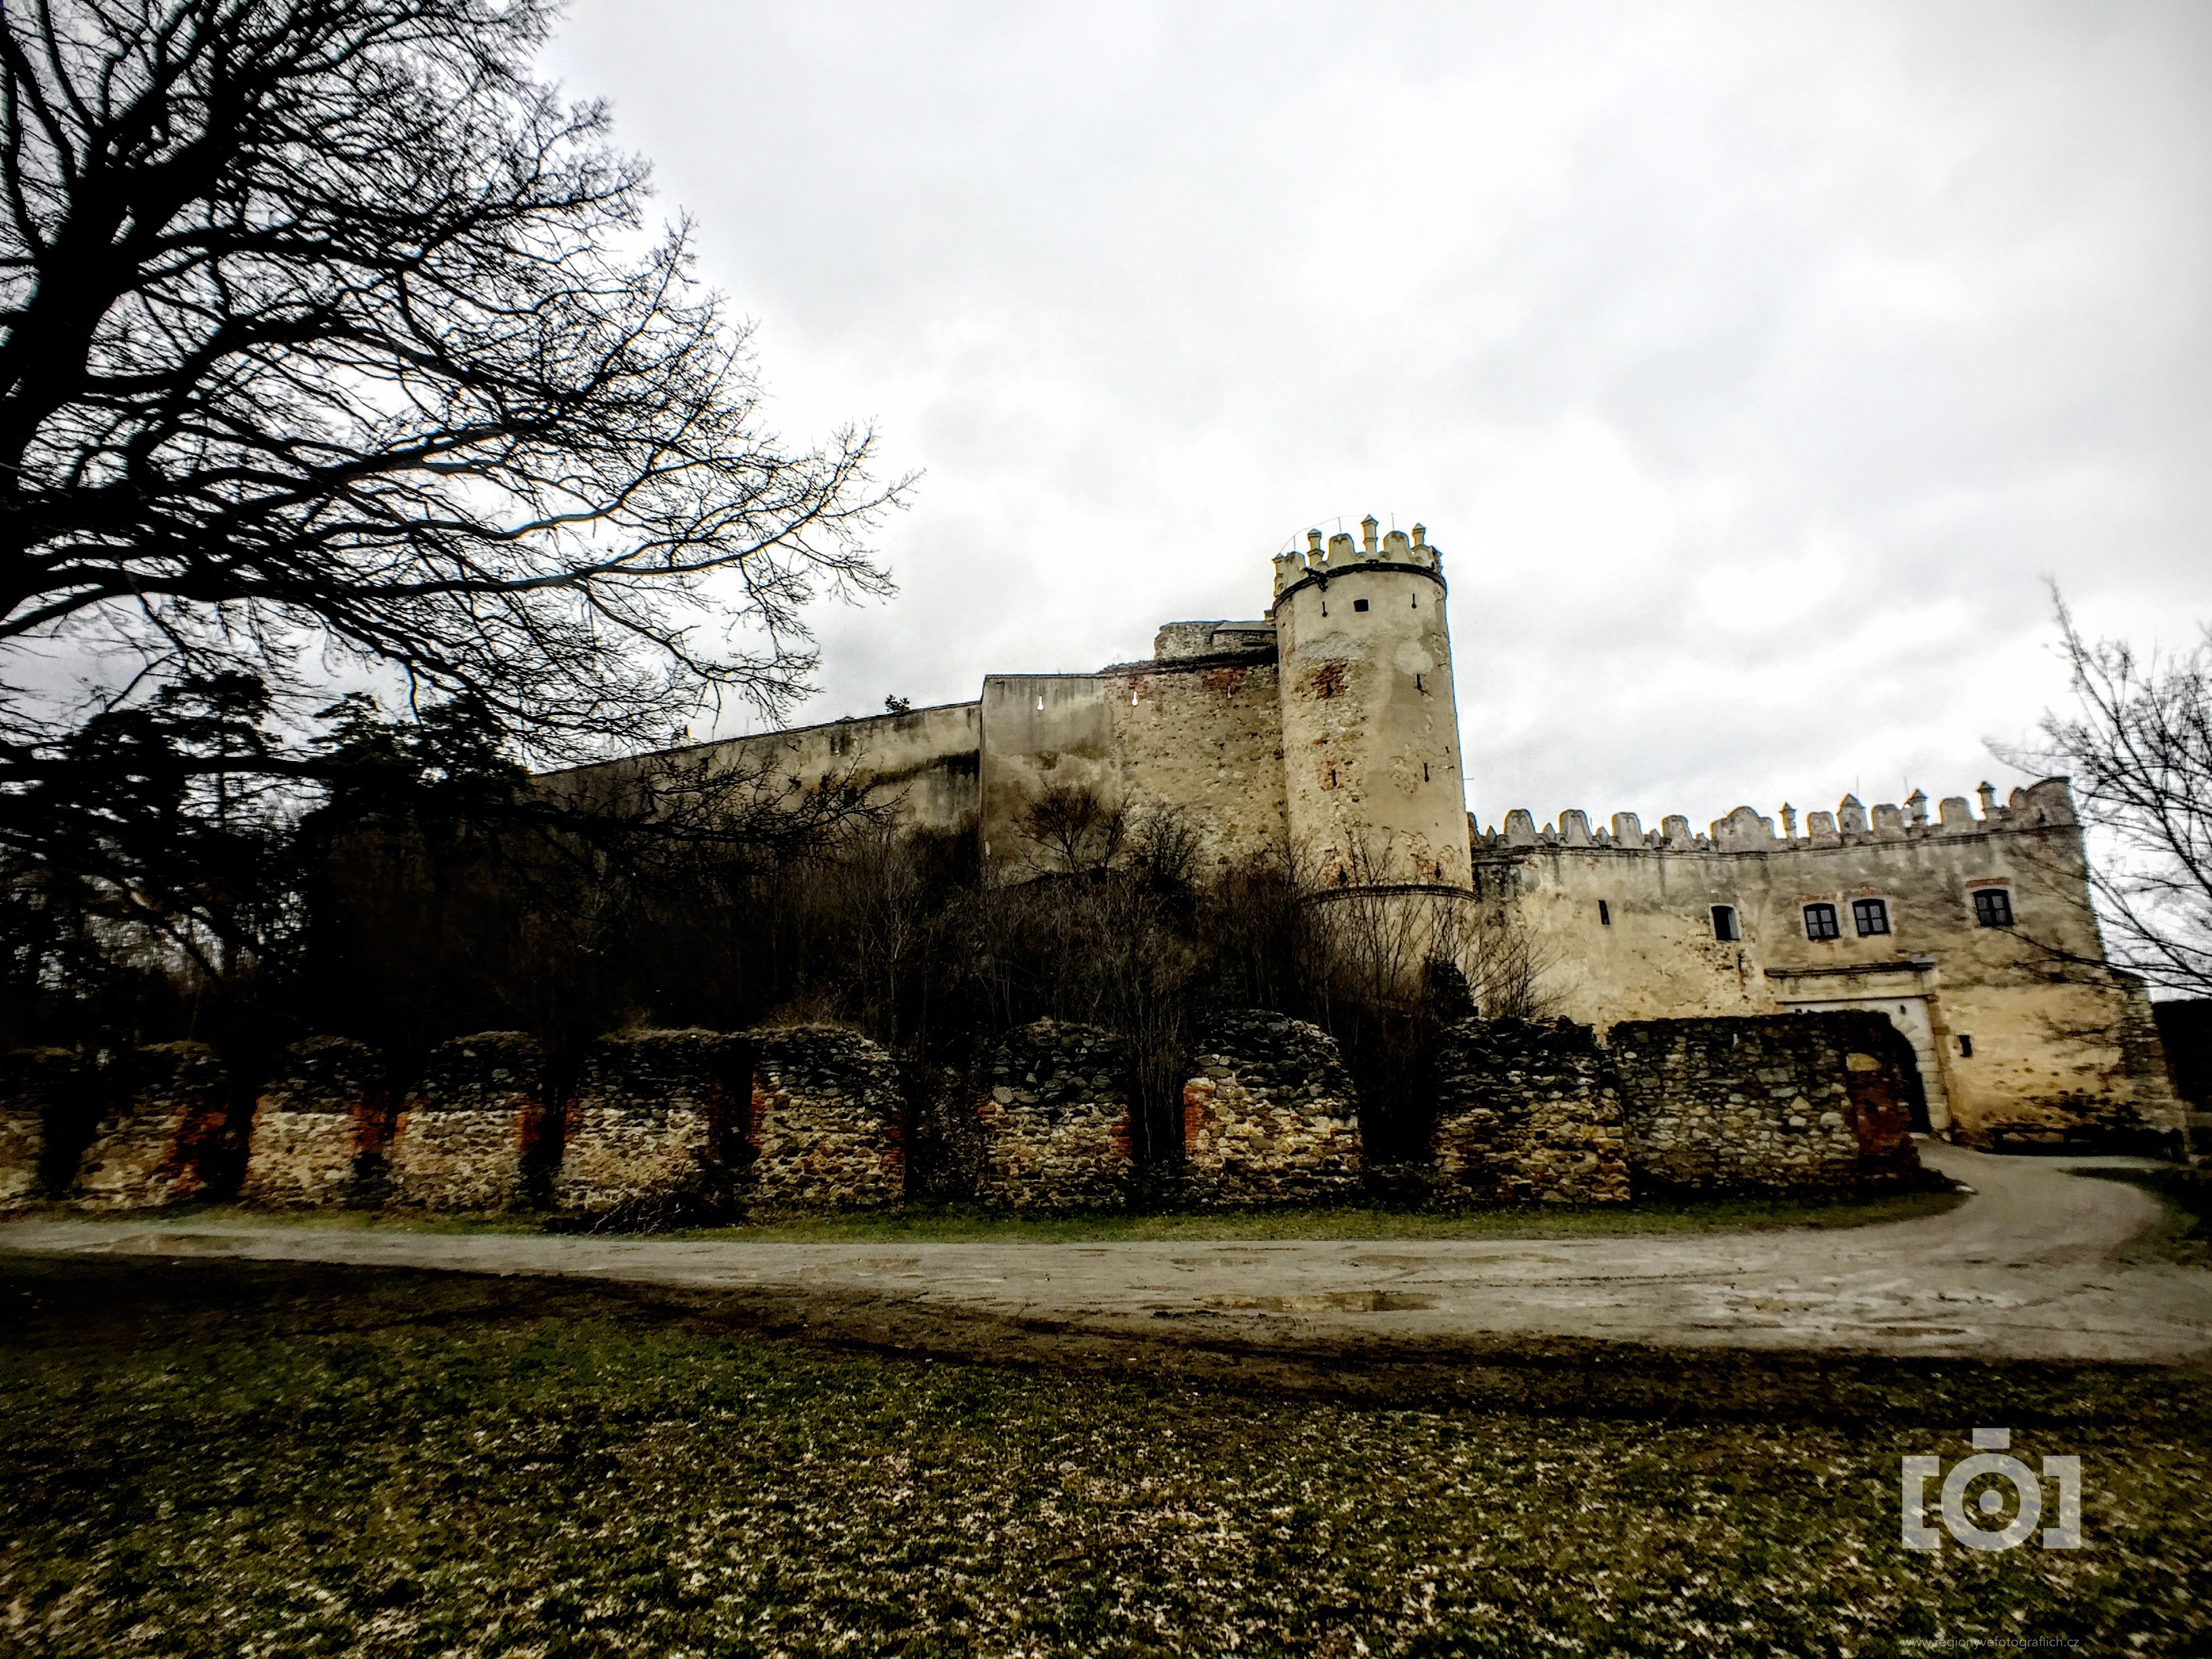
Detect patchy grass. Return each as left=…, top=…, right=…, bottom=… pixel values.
left=1, top=1255, right=2203, bottom=1657
left=0, top=1198, right=549, bottom=1235
left=2072, top=1164, right=2212, bottom=1267
left=3, top=1185, right=1967, bottom=1244
left=663, top=1187, right=1967, bottom=1243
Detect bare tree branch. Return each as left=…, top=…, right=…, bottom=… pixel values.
left=1998, top=587, right=2212, bottom=996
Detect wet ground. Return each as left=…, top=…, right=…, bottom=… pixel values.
left=5, top=1144, right=2207, bottom=1364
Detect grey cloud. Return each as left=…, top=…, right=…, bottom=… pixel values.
left=546, top=0, right=2212, bottom=829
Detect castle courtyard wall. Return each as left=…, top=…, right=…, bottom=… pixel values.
left=1609, top=1013, right=1923, bottom=1194
left=1430, top=1019, right=1630, bottom=1205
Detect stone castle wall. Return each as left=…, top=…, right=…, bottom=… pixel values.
left=979, top=651, right=1290, bottom=882
left=1105, top=654, right=1289, bottom=878
left=386, top=1032, right=544, bottom=1212
left=3, top=1006, right=1931, bottom=1214
left=747, top=1025, right=905, bottom=1208
left=555, top=1029, right=745, bottom=1215
left=1609, top=1013, right=1921, bottom=1194
left=240, top=1037, right=386, bottom=1208
left=1181, top=1011, right=1359, bottom=1205
left=545, top=700, right=983, bottom=839
left=1471, top=778, right=2182, bottom=1150
left=1431, top=1019, right=1630, bottom=1205
left=70, top=1042, right=231, bottom=1210
left=977, top=1019, right=1134, bottom=1209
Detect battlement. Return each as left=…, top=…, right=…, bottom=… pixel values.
left=1475, top=777, right=2078, bottom=856
left=1272, top=514, right=1441, bottom=598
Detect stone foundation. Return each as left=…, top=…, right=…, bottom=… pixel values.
left=241, top=1037, right=387, bottom=1208
left=70, top=1043, right=231, bottom=1210
left=1181, top=1011, right=1359, bottom=1205
left=0, top=1048, right=81, bottom=1208
left=555, top=1029, right=745, bottom=1215
left=1609, top=1014, right=1923, bottom=1194
left=1431, top=1019, right=1631, bottom=1205
left=978, top=1020, right=1133, bottom=1209
left=746, top=1026, right=904, bottom=1208
left=386, top=1032, right=544, bottom=1211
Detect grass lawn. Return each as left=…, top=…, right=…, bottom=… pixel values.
left=1, top=1254, right=2204, bottom=1657
left=3, top=1185, right=1967, bottom=1244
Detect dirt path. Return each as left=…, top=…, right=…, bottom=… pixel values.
left=5, top=1145, right=2207, bottom=1363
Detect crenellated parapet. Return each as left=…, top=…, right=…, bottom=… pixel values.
left=1475, top=777, right=2080, bottom=857
left=1272, top=516, right=1443, bottom=600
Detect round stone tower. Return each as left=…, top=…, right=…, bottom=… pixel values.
left=1269, top=515, right=1471, bottom=893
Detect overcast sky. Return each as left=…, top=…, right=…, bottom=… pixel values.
left=546, top=0, right=2210, bottom=834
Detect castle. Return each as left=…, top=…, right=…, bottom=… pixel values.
left=586, top=514, right=2182, bottom=1153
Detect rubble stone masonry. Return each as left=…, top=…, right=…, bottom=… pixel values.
left=1431, top=1019, right=1631, bottom=1206
left=1609, top=1014, right=1922, bottom=1195
left=240, top=1037, right=387, bottom=1208
left=977, top=1019, right=1134, bottom=1209
left=70, top=1042, right=230, bottom=1210
left=1181, top=1011, right=1360, bottom=1205
left=0, top=1048, right=78, bottom=1207
left=747, top=1026, right=905, bottom=1208
left=556, top=1029, right=744, bottom=1214
left=386, top=1032, right=544, bottom=1211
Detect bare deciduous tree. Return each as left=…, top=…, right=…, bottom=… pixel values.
left=1016, top=783, right=1128, bottom=876
left=2005, top=592, right=2212, bottom=996
left=0, top=0, right=905, bottom=825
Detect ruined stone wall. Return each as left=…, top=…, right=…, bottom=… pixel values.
left=747, top=1025, right=904, bottom=1208
left=1431, top=1019, right=1631, bottom=1205
left=1607, top=1013, right=1922, bottom=1194
left=70, top=1042, right=230, bottom=1210
left=977, top=1019, right=1133, bottom=1209
left=241, top=1037, right=386, bottom=1208
left=386, top=1032, right=542, bottom=1212
left=1180, top=1011, right=1359, bottom=1205
left=555, top=1029, right=744, bottom=1214
left=1473, top=778, right=2183, bottom=1148
left=0, top=1048, right=79, bottom=1208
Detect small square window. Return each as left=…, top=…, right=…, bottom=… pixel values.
left=1803, top=902, right=1840, bottom=941
left=1973, top=889, right=2013, bottom=928
left=1957, top=1034, right=1974, bottom=1058
left=1711, top=904, right=1740, bottom=941
left=1853, top=898, right=1890, bottom=937
left=1352, top=598, right=1370, bottom=613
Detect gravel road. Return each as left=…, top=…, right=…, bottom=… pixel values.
left=5, top=1143, right=2205, bottom=1362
